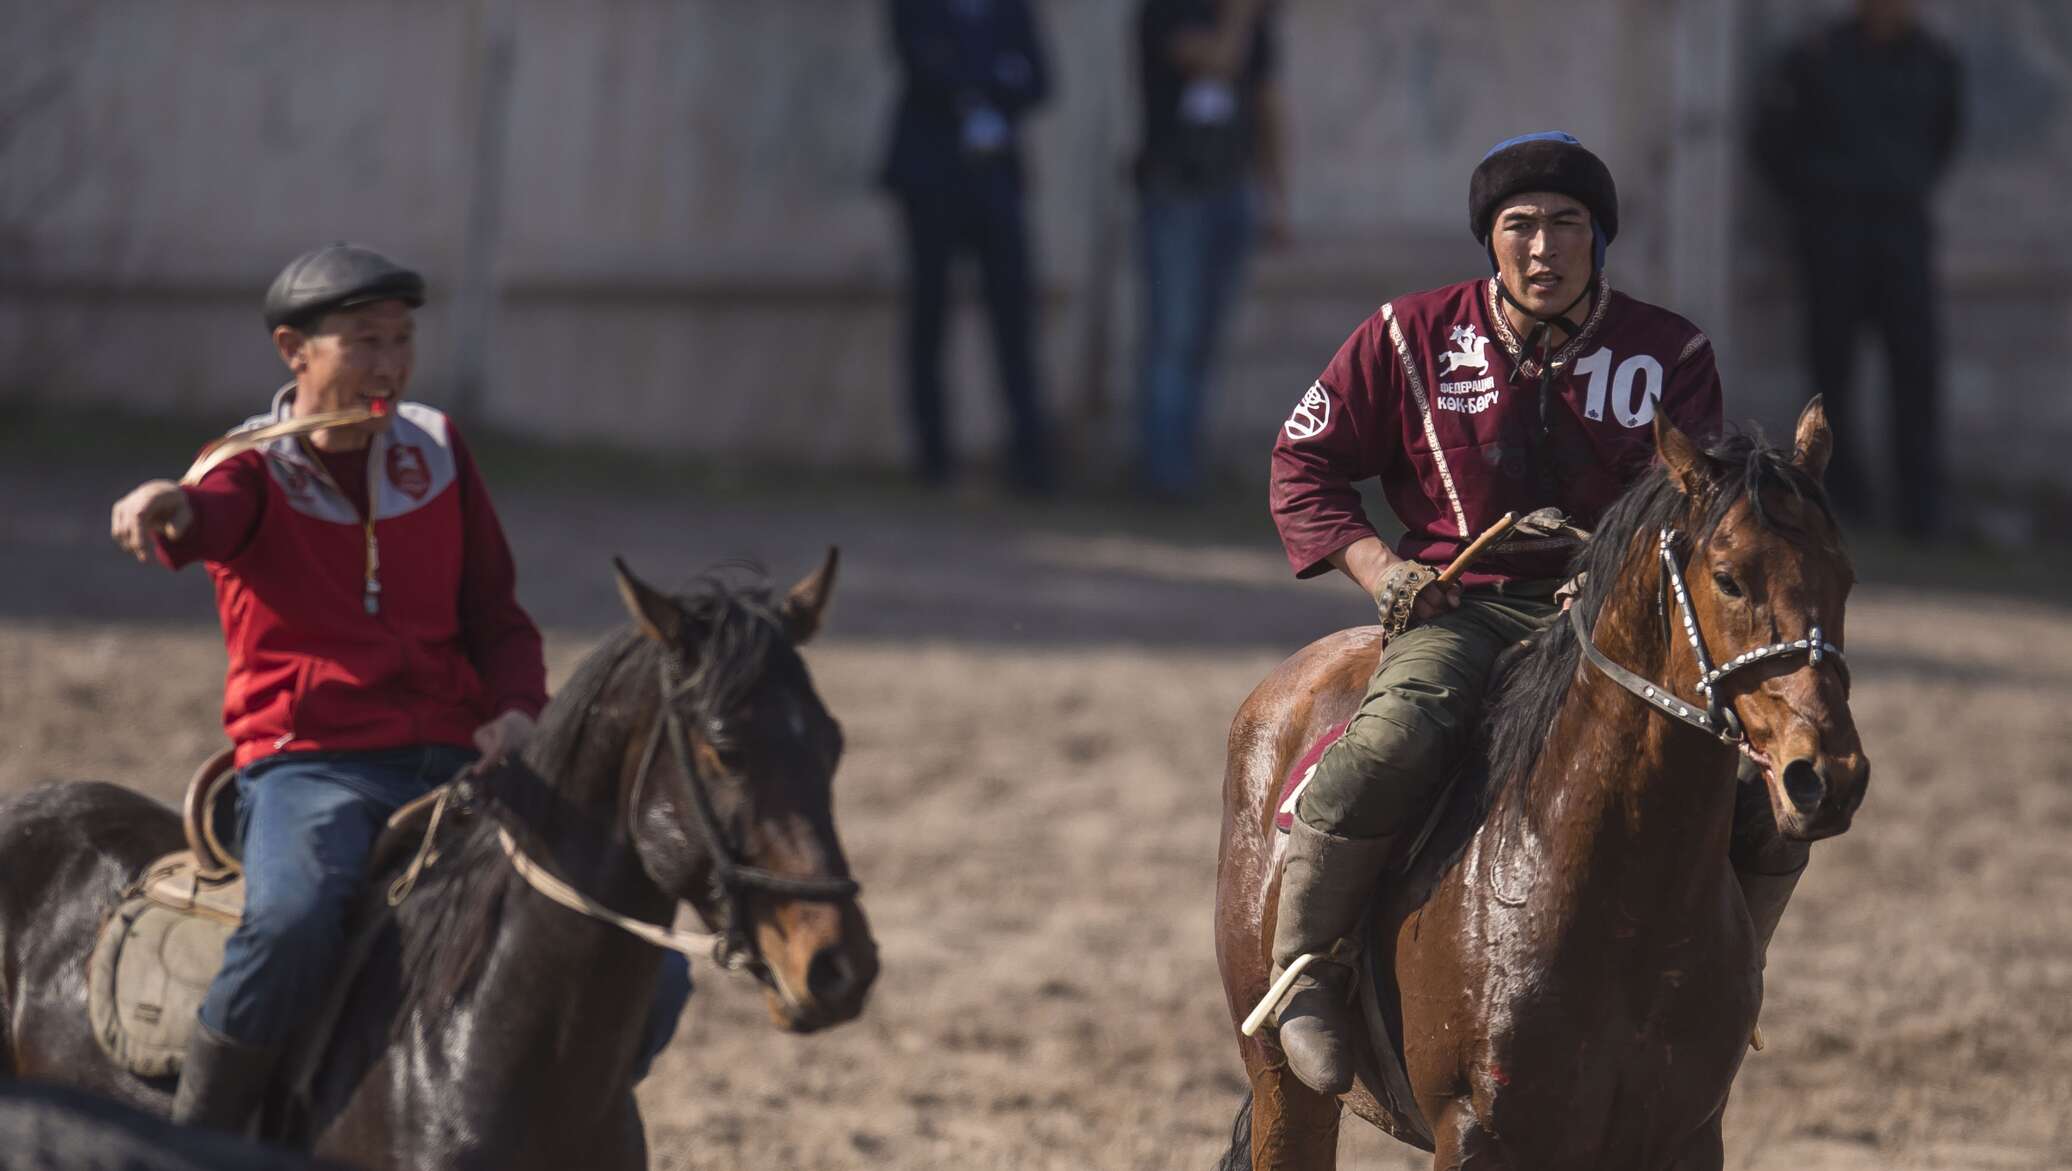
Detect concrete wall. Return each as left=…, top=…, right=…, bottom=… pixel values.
left=3, top=0, right=2067, bottom=502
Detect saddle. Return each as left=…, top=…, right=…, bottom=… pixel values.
left=86, top=749, right=447, bottom=1079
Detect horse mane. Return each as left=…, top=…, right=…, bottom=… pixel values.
left=525, top=564, right=790, bottom=782
left=1479, top=429, right=1835, bottom=824
left=327, top=566, right=794, bottom=1067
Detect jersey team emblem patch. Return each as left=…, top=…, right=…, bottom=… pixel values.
left=1439, top=323, right=1490, bottom=376
left=1284, top=383, right=1331, bottom=440
left=386, top=445, right=431, bottom=500
left=273, top=457, right=315, bottom=504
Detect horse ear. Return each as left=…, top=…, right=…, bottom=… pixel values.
left=780, top=547, right=839, bottom=645
left=1792, top=395, right=1833, bottom=483
left=1654, top=412, right=1712, bottom=502
left=613, top=557, right=683, bottom=645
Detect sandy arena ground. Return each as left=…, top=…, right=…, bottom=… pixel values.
left=2, top=429, right=2069, bottom=1169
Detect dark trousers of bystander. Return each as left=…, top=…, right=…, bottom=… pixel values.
left=1795, top=199, right=1943, bottom=537
left=895, top=181, right=1050, bottom=492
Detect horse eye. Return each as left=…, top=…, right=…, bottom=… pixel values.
left=1712, top=571, right=1743, bottom=599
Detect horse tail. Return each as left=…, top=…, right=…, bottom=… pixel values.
left=1210, top=1089, right=1253, bottom=1171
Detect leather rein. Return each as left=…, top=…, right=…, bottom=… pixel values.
left=1571, top=527, right=1848, bottom=747
left=622, top=656, right=861, bottom=971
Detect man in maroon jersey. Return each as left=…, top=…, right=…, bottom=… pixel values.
left=1263, top=133, right=1806, bottom=1094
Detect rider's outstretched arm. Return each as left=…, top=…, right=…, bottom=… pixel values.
left=111, top=457, right=262, bottom=568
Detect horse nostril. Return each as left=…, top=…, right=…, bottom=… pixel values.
left=806, top=948, right=854, bottom=1006
left=1781, top=757, right=1826, bottom=814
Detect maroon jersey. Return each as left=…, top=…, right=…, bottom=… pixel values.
left=1270, top=275, right=1723, bottom=586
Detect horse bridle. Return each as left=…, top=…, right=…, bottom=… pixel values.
left=630, top=654, right=861, bottom=973
left=1572, top=527, right=1848, bottom=747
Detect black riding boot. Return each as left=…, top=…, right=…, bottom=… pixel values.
left=171, top=1019, right=277, bottom=1135
left=1269, top=816, right=1399, bottom=1096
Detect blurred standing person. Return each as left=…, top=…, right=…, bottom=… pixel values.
left=1753, top=0, right=1961, bottom=538
left=1133, top=0, right=1287, bottom=500
left=881, top=0, right=1054, bottom=494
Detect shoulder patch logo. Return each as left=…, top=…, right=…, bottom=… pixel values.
left=386, top=444, right=431, bottom=500
left=1284, top=383, right=1331, bottom=441
left=272, top=456, right=314, bottom=503
left=1439, top=323, right=1490, bottom=377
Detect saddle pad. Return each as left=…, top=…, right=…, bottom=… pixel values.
left=89, top=895, right=235, bottom=1078
left=87, top=851, right=246, bottom=1078
left=1274, top=719, right=1351, bottom=833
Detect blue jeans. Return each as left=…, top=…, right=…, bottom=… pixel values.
left=1137, top=183, right=1257, bottom=497
left=199, top=745, right=692, bottom=1076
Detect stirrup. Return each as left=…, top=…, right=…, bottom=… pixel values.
left=1242, top=952, right=1320, bottom=1037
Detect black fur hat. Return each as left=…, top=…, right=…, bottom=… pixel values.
left=1468, top=132, right=1618, bottom=248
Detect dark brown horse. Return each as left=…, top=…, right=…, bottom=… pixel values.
left=1215, top=403, right=1867, bottom=1170
left=0, top=554, right=878, bottom=1170
left=0, top=1081, right=350, bottom=1170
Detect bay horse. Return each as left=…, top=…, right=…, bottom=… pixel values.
left=1214, top=402, right=1867, bottom=1169
left=0, top=553, right=878, bottom=1170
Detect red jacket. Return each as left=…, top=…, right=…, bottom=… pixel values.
left=1270, top=276, right=1724, bottom=586
left=157, top=387, right=547, bottom=767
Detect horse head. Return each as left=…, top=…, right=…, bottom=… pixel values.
left=610, top=550, right=879, bottom=1032
left=1656, top=398, right=1869, bottom=841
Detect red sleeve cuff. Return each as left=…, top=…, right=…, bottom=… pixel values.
left=150, top=487, right=208, bottom=569
left=154, top=458, right=266, bottom=567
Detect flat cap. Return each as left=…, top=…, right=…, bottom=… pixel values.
left=263, top=243, right=425, bottom=331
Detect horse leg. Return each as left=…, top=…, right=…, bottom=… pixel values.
left=609, top=1096, right=648, bottom=1171
left=1666, top=1111, right=1725, bottom=1171
left=1245, top=1058, right=1340, bottom=1170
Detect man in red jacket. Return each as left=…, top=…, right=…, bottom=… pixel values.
left=107, top=245, right=694, bottom=1131
left=1263, top=135, right=1806, bottom=1095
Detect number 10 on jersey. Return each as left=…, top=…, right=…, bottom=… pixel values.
left=1573, top=348, right=1664, bottom=428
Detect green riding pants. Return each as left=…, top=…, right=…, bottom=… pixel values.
left=1295, top=586, right=1561, bottom=837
